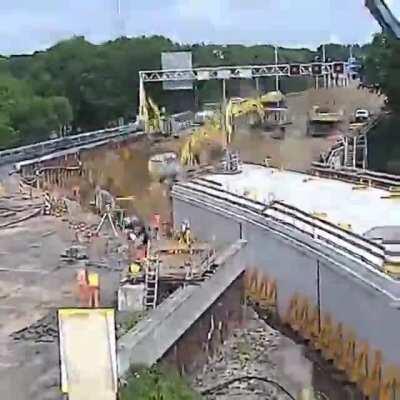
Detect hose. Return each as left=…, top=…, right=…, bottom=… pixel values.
left=199, top=375, right=296, bottom=399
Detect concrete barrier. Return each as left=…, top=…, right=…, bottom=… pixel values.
left=117, top=240, right=246, bottom=377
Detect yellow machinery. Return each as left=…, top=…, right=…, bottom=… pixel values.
left=180, top=119, right=223, bottom=166
left=259, top=91, right=289, bottom=129
left=142, top=96, right=162, bottom=134
left=225, top=97, right=265, bottom=144
left=180, top=97, right=265, bottom=166
left=307, top=106, right=344, bottom=137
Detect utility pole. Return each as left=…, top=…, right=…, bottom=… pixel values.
left=116, top=0, right=126, bottom=37
left=274, top=45, right=279, bottom=92
left=322, top=44, right=327, bottom=88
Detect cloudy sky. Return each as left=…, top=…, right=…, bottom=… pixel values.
left=1, top=0, right=399, bottom=55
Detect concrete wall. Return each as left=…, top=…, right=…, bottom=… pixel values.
left=117, top=240, right=246, bottom=377
left=173, top=198, right=241, bottom=246
left=161, top=276, right=244, bottom=375
left=171, top=191, right=400, bottom=368
left=319, top=262, right=400, bottom=366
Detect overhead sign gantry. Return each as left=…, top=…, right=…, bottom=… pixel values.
left=138, top=61, right=347, bottom=123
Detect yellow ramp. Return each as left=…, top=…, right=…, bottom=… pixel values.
left=58, top=308, right=117, bottom=400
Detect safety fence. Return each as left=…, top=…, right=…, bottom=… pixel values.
left=172, top=178, right=391, bottom=271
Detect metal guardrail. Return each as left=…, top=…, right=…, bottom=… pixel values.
left=173, top=179, right=388, bottom=270
left=0, top=123, right=140, bottom=167
left=311, top=163, right=400, bottom=189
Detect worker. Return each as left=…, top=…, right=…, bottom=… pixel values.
left=179, top=220, right=187, bottom=244
left=128, top=261, right=142, bottom=283
left=179, top=220, right=192, bottom=246
left=184, top=221, right=192, bottom=247
left=151, top=213, right=161, bottom=240
left=76, top=268, right=89, bottom=306
left=87, top=271, right=100, bottom=307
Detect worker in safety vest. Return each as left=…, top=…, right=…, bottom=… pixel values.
left=179, top=220, right=192, bottom=246
left=128, top=261, right=142, bottom=283
left=87, top=271, right=100, bottom=308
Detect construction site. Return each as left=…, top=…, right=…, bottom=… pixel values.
left=1, top=1, right=400, bottom=400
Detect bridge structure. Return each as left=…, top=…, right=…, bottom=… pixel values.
left=171, top=162, right=400, bottom=399
left=0, top=123, right=142, bottom=167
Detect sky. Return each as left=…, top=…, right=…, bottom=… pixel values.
left=0, top=0, right=400, bottom=55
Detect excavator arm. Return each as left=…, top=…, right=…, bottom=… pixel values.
left=365, top=0, right=400, bottom=38
left=180, top=97, right=265, bottom=166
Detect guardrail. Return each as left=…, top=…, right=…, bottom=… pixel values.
left=311, top=163, right=400, bottom=189
left=0, top=123, right=140, bottom=167
left=173, top=178, right=388, bottom=271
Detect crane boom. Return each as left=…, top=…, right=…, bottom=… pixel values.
left=365, top=0, right=400, bottom=38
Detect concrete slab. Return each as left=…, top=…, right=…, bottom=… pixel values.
left=200, top=164, right=400, bottom=236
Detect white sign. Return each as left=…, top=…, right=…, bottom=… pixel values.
left=197, top=71, right=211, bottom=81
left=217, top=70, right=231, bottom=80
left=161, top=52, right=193, bottom=90
left=236, top=69, right=252, bottom=79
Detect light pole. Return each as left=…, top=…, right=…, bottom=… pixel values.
left=274, top=45, right=279, bottom=92
left=322, top=44, right=327, bottom=88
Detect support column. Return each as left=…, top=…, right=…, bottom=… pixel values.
left=138, top=74, right=147, bottom=133
left=255, top=77, right=260, bottom=94
left=222, top=79, right=227, bottom=108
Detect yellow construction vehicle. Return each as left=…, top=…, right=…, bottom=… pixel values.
left=180, top=97, right=265, bottom=166
left=180, top=120, right=224, bottom=166
left=307, top=106, right=344, bottom=137
left=259, top=91, right=289, bottom=131
left=142, top=96, right=162, bottom=134
left=225, top=97, right=265, bottom=144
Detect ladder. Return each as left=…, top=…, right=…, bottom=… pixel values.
left=343, top=134, right=368, bottom=169
left=144, top=257, right=159, bottom=309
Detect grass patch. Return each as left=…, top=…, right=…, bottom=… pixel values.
left=120, top=364, right=201, bottom=400
left=117, top=311, right=147, bottom=338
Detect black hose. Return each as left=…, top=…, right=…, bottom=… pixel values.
left=199, top=375, right=296, bottom=399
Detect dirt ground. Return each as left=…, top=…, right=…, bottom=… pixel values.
left=0, top=170, right=123, bottom=400
left=233, top=85, right=384, bottom=171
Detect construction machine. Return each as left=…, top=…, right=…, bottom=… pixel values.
left=180, top=97, right=265, bottom=166
left=365, top=0, right=400, bottom=39
left=259, top=91, right=289, bottom=130
left=306, top=106, right=344, bottom=137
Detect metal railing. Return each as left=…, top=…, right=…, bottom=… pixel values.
left=311, top=163, right=400, bottom=190
left=172, top=179, right=389, bottom=271
left=0, top=123, right=141, bottom=166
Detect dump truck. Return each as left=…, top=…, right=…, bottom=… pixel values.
left=260, top=91, right=290, bottom=130
left=306, top=106, right=344, bottom=137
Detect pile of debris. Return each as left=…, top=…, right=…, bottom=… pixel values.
left=0, top=194, right=43, bottom=229
left=11, top=312, right=58, bottom=344
left=60, top=245, right=88, bottom=263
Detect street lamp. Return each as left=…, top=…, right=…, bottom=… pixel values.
left=274, top=45, right=279, bottom=92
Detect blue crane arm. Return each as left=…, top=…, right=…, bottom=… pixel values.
left=365, top=0, right=400, bottom=38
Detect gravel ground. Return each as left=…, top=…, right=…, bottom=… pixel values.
left=192, top=309, right=314, bottom=400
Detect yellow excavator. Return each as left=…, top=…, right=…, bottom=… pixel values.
left=180, top=97, right=265, bottom=166
left=141, top=95, right=162, bottom=134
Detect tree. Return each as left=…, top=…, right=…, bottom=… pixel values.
left=48, top=96, right=73, bottom=136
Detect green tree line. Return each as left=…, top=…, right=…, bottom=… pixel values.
left=0, top=35, right=372, bottom=149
